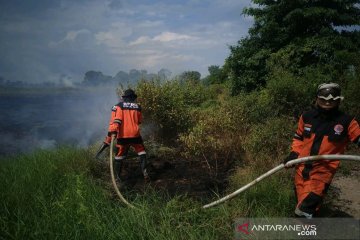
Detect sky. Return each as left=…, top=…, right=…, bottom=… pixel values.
left=0, top=0, right=254, bottom=84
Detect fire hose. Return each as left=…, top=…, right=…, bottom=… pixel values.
left=202, top=154, right=360, bottom=209
left=109, top=136, right=137, bottom=209
left=108, top=138, right=359, bottom=210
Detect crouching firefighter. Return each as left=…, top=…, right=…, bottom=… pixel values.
left=284, top=83, right=360, bottom=218
left=107, top=89, right=150, bottom=182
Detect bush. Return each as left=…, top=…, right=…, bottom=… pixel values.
left=267, top=66, right=360, bottom=119
left=341, top=65, right=360, bottom=118
left=178, top=88, right=295, bottom=173
left=267, top=69, right=320, bottom=118
left=242, top=117, right=295, bottom=169
left=136, top=78, right=216, bottom=143
left=234, top=90, right=277, bottom=124
left=179, top=103, right=244, bottom=176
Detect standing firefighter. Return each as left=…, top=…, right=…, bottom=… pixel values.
left=284, top=83, right=360, bottom=218
left=98, top=89, right=149, bottom=182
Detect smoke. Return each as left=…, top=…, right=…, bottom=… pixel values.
left=0, top=132, right=56, bottom=156
left=38, top=139, right=57, bottom=149
left=0, top=86, right=119, bottom=157
left=0, top=85, right=161, bottom=158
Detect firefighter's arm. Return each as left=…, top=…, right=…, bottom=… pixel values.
left=283, top=115, right=304, bottom=164
left=96, top=107, right=117, bottom=159
left=104, top=108, right=116, bottom=144
left=348, top=118, right=360, bottom=147
left=104, top=135, right=112, bottom=145
left=108, top=106, right=122, bottom=135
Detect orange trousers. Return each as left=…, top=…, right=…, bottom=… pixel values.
left=294, top=161, right=338, bottom=214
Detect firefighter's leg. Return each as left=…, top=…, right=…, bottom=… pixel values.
left=133, top=144, right=149, bottom=180
left=114, top=158, right=123, bottom=181
left=140, top=154, right=149, bottom=180
left=294, top=171, right=330, bottom=218
left=114, top=144, right=129, bottom=181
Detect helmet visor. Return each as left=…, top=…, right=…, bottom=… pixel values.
left=317, top=84, right=344, bottom=101
left=317, top=94, right=344, bottom=101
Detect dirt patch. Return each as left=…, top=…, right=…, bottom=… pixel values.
left=327, top=167, right=360, bottom=218
left=121, top=157, right=231, bottom=200
left=317, top=165, right=360, bottom=218
left=109, top=156, right=233, bottom=203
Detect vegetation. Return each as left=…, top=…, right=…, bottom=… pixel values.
left=0, top=148, right=294, bottom=240
left=1, top=0, right=360, bottom=239
left=224, top=0, right=360, bottom=94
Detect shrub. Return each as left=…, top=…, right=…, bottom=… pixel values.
left=242, top=117, right=295, bottom=169
left=341, top=65, right=360, bottom=118
left=135, top=78, right=215, bottom=143
left=267, top=69, right=320, bottom=118
left=179, top=99, right=248, bottom=177
left=234, top=90, right=277, bottom=124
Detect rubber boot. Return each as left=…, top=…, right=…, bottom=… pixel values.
left=139, top=154, right=150, bottom=182
left=114, top=159, right=123, bottom=182
left=295, top=207, right=313, bottom=219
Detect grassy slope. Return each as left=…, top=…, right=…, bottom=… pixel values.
left=0, top=147, right=295, bottom=240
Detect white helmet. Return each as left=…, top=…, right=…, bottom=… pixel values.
left=317, top=83, right=344, bottom=101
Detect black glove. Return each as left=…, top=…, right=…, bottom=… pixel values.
left=283, top=151, right=299, bottom=166
left=95, top=142, right=109, bottom=159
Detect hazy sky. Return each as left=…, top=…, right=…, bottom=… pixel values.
left=0, top=0, right=253, bottom=84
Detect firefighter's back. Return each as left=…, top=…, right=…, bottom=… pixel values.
left=119, top=101, right=142, bottom=138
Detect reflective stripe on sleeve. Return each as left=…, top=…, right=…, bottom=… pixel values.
left=294, top=133, right=303, bottom=141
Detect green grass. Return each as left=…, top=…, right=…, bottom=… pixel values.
left=0, top=147, right=295, bottom=240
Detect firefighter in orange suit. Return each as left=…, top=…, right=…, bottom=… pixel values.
left=101, top=89, right=149, bottom=181
left=284, top=83, right=360, bottom=218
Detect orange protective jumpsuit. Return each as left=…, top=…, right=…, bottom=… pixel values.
left=290, top=108, right=360, bottom=215
left=107, top=101, right=146, bottom=160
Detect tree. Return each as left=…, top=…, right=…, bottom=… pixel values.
left=83, top=71, right=113, bottom=86
left=114, top=71, right=130, bottom=83
left=203, top=65, right=227, bottom=85
left=178, top=71, right=201, bottom=84
left=225, top=0, right=360, bottom=95
left=158, top=68, right=172, bottom=81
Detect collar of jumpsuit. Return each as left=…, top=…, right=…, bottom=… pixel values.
left=316, top=83, right=344, bottom=112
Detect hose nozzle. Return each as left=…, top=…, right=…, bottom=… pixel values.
left=95, top=143, right=109, bottom=159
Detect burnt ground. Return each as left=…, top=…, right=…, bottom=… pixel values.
left=93, top=152, right=360, bottom=216
left=93, top=154, right=234, bottom=204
